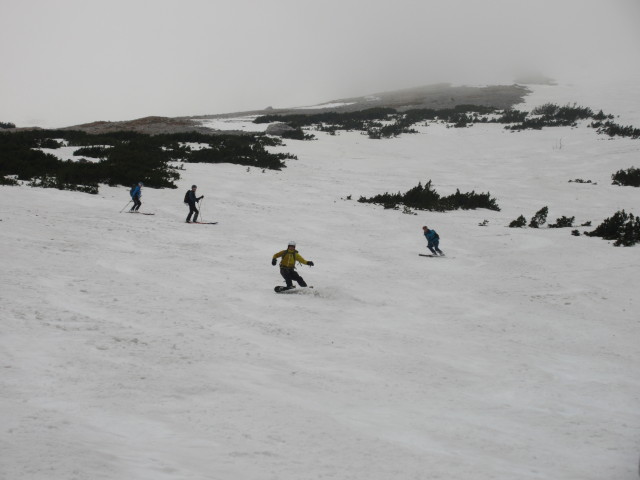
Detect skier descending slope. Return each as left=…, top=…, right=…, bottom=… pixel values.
left=422, top=225, right=445, bottom=256
left=272, top=241, right=314, bottom=292
left=129, top=182, right=143, bottom=212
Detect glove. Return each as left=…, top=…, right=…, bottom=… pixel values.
left=307, top=261, right=314, bottom=267
left=200, top=195, right=204, bottom=199
left=271, top=258, right=277, bottom=266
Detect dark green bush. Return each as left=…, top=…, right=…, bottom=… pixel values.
left=0, top=129, right=296, bottom=193
left=73, top=146, right=110, bottom=158
left=529, top=206, right=548, bottom=228
left=1, top=175, right=18, bottom=185
left=568, top=178, right=594, bottom=184
left=358, top=180, right=500, bottom=212
left=509, top=215, right=527, bottom=228
left=549, top=216, right=575, bottom=228
left=39, top=138, right=63, bottom=149
left=612, top=167, right=640, bottom=187
left=586, top=210, right=640, bottom=246
left=29, top=174, right=99, bottom=194
left=594, top=121, right=640, bottom=139
left=281, top=128, right=315, bottom=141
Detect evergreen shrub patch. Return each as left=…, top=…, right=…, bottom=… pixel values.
left=593, top=121, right=640, bottom=139
left=569, top=178, right=595, bottom=184
left=548, top=216, right=575, bottom=228
left=529, top=206, right=549, bottom=228
left=509, top=215, right=527, bottom=228
left=254, top=102, right=640, bottom=141
left=611, top=167, right=640, bottom=187
left=73, top=146, right=110, bottom=158
left=586, top=210, right=640, bottom=246
left=358, top=180, right=500, bottom=212
left=0, top=129, right=296, bottom=194
left=1, top=175, right=18, bottom=185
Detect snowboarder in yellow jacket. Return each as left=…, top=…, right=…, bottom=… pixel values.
left=272, top=241, right=314, bottom=289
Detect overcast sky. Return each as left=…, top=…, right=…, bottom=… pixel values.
left=1, top=0, right=639, bottom=128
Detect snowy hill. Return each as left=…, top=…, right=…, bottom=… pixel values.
left=1, top=81, right=640, bottom=480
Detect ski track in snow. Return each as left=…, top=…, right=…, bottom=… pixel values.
left=1, top=82, right=640, bottom=480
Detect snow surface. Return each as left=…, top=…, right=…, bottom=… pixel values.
left=197, top=116, right=272, bottom=133
left=2, top=82, right=640, bottom=480
left=38, top=144, right=111, bottom=163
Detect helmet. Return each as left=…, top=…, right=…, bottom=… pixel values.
left=192, top=185, right=197, bottom=189
left=138, top=182, right=143, bottom=186
left=288, top=241, right=296, bottom=247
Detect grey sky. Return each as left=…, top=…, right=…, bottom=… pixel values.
left=1, top=0, right=639, bottom=128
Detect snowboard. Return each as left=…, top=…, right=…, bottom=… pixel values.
left=274, top=285, right=314, bottom=293
left=274, top=285, right=295, bottom=293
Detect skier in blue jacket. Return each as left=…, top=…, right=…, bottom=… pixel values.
left=130, top=182, right=143, bottom=212
left=422, top=225, right=444, bottom=256
left=185, top=185, right=204, bottom=223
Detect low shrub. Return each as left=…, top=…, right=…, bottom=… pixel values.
left=0, top=129, right=297, bottom=193
left=612, top=167, right=640, bottom=187
left=586, top=210, right=640, bottom=246
left=1, top=175, right=19, bottom=185
left=73, top=146, right=110, bottom=158
left=29, top=174, right=99, bottom=194
left=549, top=216, right=575, bottom=228
left=358, top=180, right=500, bottom=212
left=281, top=128, right=315, bottom=141
left=509, top=215, right=527, bottom=228
left=569, top=178, right=594, bottom=184
left=529, top=206, right=548, bottom=228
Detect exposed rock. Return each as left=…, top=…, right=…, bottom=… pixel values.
left=265, top=122, right=296, bottom=136
left=61, top=116, right=218, bottom=135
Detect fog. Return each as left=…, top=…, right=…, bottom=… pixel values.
left=1, top=0, right=639, bottom=128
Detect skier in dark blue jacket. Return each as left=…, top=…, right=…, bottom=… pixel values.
left=422, top=225, right=444, bottom=256
left=130, top=182, right=143, bottom=212
left=185, top=185, right=204, bottom=223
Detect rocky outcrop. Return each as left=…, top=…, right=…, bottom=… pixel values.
left=265, top=122, right=296, bottom=136
left=61, top=116, right=219, bottom=135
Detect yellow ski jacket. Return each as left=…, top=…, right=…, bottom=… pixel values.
left=273, top=249, right=309, bottom=269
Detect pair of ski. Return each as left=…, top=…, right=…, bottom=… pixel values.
left=419, top=254, right=445, bottom=258
left=128, top=212, right=217, bottom=224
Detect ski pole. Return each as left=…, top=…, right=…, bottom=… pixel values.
left=199, top=198, right=204, bottom=222
left=120, top=200, right=132, bottom=213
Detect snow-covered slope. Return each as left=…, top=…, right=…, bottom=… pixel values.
left=1, top=82, right=639, bottom=480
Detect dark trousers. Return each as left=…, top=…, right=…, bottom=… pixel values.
left=130, top=196, right=141, bottom=211
left=186, top=203, right=199, bottom=222
left=280, top=267, right=307, bottom=288
left=427, top=239, right=443, bottom=255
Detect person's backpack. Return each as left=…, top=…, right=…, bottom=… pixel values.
left=434, top=231, right=440, bottom=240
left=184, top=190, right=190, bottom=204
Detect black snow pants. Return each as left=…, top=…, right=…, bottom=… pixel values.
left=130, top=195, right=142, bottom=211
left=280, top=267, right=307, bottom=288
left=186, top=202, right=199, bottom=222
